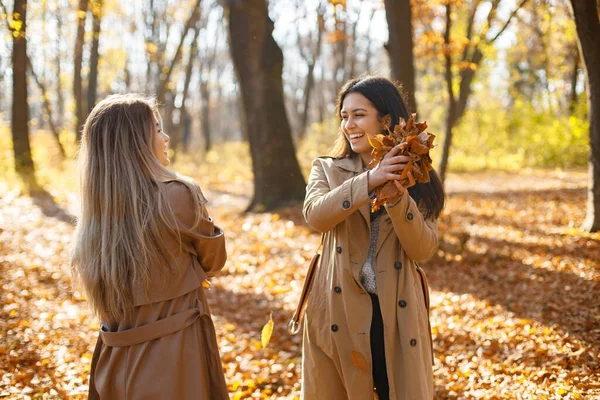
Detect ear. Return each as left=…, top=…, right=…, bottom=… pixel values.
left=381, top=114, right=391, bottom=129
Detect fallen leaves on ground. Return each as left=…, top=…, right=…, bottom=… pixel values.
left=1, top=169, right=599, bottom=399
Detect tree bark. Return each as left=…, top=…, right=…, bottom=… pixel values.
left=87, top=0, right=103, bottom=115
left=569, top=0, right=600, bottom=231
left=74, top=0, right=89, bottom=143
left=226, top=0, right=306, bottom=211
left=11, top=0, right=36, bottom=185
left=384, top=0, right=417, bottom=113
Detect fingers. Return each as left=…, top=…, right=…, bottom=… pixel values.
left=384, top=144, right=403, bottom=158
left=384, top=155, right=411, bottom=165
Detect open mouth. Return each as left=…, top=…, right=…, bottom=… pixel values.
left=348, top=133, right=365, bottom=140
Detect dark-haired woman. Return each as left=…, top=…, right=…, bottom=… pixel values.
left=301, top=76, right=445, bottom=400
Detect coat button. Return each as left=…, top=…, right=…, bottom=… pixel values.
left=394, top=261, right=402, bottom=270
left=342, top=200, right=351, bottom=209
left=336, top=246, right=342, bottom=254
left=410, top=338, right=417, bottom=346
left=334, top=286, right=342, bottom=294
left=406, top=212, right=414, bottom=221
left=331, top=324, right=339, bottom=332
left=398, top=300, right=407, bottom=308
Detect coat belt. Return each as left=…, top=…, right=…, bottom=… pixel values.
left=100, top=301, right=204, bottom=347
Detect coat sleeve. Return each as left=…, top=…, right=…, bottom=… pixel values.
left=166, top=182, right=227, bottom=278
left=303, top=158, right=371, bottom=233
left=385, top=192, right=438, bottom=262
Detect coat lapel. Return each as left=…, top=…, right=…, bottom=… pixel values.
left=332, top=154, right=370, bottom=228
left=376, top=213, right=394, bottom=255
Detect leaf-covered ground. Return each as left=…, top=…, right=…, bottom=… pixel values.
left=1, top=169, right=599, bottom=399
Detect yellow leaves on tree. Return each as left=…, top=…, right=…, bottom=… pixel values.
left=367, top=113, right=436, bottom=212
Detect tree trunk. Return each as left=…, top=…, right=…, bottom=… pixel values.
left=569, top=0, right=600, bottom=231
left=226, top=0, right=306, bottom=211
left=569, top=47, right=579, bottom=113
left=200, top=80, right=211, bottom=152
left=171, top=23, right=201, bottom=160
left=384, top=0, right=417, bottom=113
left=298, top=12, right=324, bottom=140
left=28, top=58, right=65, bottom=159
left=156, top=0, right=201, bottom=106
left=11, top=0, right=36, bottom=185
left=439, top=2, right=455, bottom=184
left=55, top=10, right=65, bottom=130
left=87, top=0, right=103, bottom=115
left=74, top=0, right=88, bottom=143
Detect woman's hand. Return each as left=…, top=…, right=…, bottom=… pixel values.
left=368, top=145, right=410, bottom=192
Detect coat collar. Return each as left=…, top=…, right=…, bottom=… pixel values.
left=331, top=153, right=364, bottom=173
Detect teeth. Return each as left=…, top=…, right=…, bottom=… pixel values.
left=349, top=134, right=364, bottom=139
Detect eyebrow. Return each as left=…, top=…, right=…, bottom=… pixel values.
left=341, top=108, right=368, bottom=113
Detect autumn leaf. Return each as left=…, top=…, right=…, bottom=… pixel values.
left=261, top=312, right=274, bottom=349
left=351, top=350, right=367, bottom=371
left=368, top=113, right=436, bottom=212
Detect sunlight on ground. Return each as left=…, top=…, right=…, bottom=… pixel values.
left=1, top=128, right=598, bottom=399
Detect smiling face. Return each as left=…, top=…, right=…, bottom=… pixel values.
left=153, top=116, right=170, bottom=166
left=340, top=92, right=386, bottom=166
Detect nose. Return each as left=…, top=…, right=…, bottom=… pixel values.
left=344, top=116, right=356, bottom=129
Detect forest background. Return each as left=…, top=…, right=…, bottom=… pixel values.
left=0, top=0, right=599, bottom=398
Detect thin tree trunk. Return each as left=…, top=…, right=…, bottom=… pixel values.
left=439, top=0, right=527, bottom=183
left=298, top=11, right=324, bottom=140
left=28, top=58, right=65, bottom=159
left=172, top=24, right=201, bottom=159
left=200, top=80, right=211, bottom=152
left=74, top=0, right=88, bottom=143
left=87, top=0, right=103, bottom=115
left=439, top=2, right=455, bottom=184
left=226, top=0, right=306, bottom=211
left=569, top=48, right=580, bottom=113
left=364, top=7, right=376, bottom=73
left=384, top=0, right=417, bottom=113
left=55, top=9, right=65, bottom=130
left=569, top=0, right=600, bottom=231
left=156, top=0, right=201, bottom=106
left=11, top=0, right=36, bottom=186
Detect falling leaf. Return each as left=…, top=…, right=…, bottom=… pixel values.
left=261, top=312, right=274, bottom=349
left=351, top=350, right=367, bottom=371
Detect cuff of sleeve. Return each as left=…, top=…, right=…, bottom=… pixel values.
left=351, top=171, right=371, bottom=207
left=385, top=190, right=411, bottom=215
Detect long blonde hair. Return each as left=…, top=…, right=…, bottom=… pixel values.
left=72, top=94, right=206, bottom=324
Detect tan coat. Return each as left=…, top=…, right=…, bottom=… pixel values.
left=302, top=154, right=437, bottom=400
left=88, top=181, right=228, bottom=399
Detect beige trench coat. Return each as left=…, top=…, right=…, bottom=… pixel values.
left=88, top=181, right=229, bottom=399
left=302, top=154, right=437, bottom=400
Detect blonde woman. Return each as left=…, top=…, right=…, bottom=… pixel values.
left=72, top=94, right=228, bottom=399
left=302, top=76, right=445, bottom=399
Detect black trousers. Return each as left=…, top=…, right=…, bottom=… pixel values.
left=370, top=293, right=390, bottom=400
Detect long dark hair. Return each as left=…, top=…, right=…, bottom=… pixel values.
left=330, top=75, right=445, bottom=220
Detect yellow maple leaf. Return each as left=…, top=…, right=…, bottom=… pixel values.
left=261, top=312, right=274, bottom=349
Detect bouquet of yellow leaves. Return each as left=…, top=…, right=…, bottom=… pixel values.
left=367, top=113, right=436, bottom=212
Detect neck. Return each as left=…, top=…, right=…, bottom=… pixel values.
left=360, top=152, right=373, bottom=168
